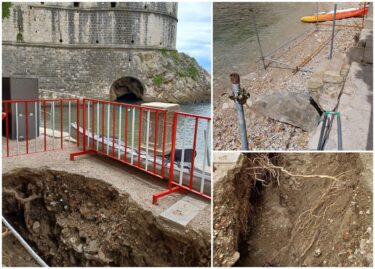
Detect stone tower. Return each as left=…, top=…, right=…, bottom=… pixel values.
left=3, top=2, right=210, bottom=103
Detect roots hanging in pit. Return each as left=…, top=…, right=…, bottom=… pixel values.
left=244, top=154, right=359, bottom=265
left=245, top=154, right=355, bottom=186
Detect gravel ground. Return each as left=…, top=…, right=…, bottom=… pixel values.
left=213, top=17, right=363, bottom=151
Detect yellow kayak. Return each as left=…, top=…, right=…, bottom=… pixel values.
left=301, top=7, right=368, bottom=23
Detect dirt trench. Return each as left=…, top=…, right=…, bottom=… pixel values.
left=2, top=168, right=210, bottom=267
left=214, top=153, right=373, bottom=267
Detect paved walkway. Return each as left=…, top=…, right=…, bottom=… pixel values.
left=308, top=29, right=373, bottom=150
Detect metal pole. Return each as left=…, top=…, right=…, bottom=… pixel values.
left=2, top=216, right=49, bottom=267
left=329, top=4, right=337, bottom=60
left=337, top=112, right=343, bottom=150
left=362, top=2, right=366, bottom=28
left=230, top=73, right=249, bottom=150
left=316, top=2, right=319, bottom=29
left=251, top=9, right=266, bottom=69
left=179, top=116, right=187, bottom=185
left=317, top=113, right=328, bottom=150
left=264, top=57, right=313, bottom=72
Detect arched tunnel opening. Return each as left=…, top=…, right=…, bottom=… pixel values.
left=110, top=77, right=144, bottom=103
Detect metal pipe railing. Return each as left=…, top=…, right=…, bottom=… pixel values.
left=2, top=216, right=49, bottom=267
left=2, top=98, right=80, bottom=158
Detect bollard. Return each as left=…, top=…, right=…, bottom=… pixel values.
left=229, top=73, right=249, bottom=150
left=329, top=4, right=337, bottom=60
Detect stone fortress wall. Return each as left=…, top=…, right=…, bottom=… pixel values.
left=2, top=2, right=210, bottom=103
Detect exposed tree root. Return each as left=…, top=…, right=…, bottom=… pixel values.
left=244, top=154, right=358, bottom=265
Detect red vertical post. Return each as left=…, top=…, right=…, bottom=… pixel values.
left=5, top=103, right=9, bottom=157
left=124, top=105, right=128, bottom=162
left=168, top=113, right=178, bottom=189
left=112, top=104, right=116, bottom=156
left=92, top=100, right=95, bottom=149
left=189, top=117, right=199, bottom=189
left=161, top=111, right=167, bottom=178
left=153, top=111, right=158, bottom=174
left=101, top=103, right=105, bottom=152
left=137, top=108, right=143, bottom=167
left=83, top=99, right=86, bottom=151
left=43, top=100, right=47, bottom=151
left=76, top=99, right=80, bottom=147
left=60, top=99, right=63, bottom=149
left=25, top=102, right=29, bottom=154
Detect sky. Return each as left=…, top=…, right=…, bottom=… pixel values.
left=176, top=2, right=212, bottom=73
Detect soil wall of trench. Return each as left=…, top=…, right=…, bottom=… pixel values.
left=2, top=168, right=210, bottom=267
left=214, top=153, right=373, bottom=267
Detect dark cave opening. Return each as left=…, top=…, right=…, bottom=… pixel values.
left=110, top=77, right=144, bottom=104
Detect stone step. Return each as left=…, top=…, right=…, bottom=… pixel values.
left=359, top=29, right=373, bottom=48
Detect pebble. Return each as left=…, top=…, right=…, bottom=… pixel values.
left=314, top=248, right=322, bottom=257
left=32, top=221, right=40, bottom=232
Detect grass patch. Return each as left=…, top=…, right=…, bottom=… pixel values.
left=170, top=50, right=180, bottom=61
left=153, top=75, right=164, bottom=87
left=160, top=48, right=167, bottom=56
left=177, top=64, right=200, bottom=79
left=186, top=64, right=199, bottom=79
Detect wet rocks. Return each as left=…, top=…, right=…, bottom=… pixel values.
left=251, top=92, right=320, bottom=132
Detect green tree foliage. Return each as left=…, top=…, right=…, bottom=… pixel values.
left=2, top=2, right=12, bottom=20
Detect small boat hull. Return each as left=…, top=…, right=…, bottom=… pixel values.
left=301, top=7, right=368, bottom=23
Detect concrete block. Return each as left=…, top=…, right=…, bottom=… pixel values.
left=349, top=47, right=364, bottom=63
left=363, top=45, right=373, bottom=64
left=160, top=196, right=207, bottom=227
left=308, top=76, right=324, bottom=89
left=141, top=102, right=180, bottom=155
left=359, top=29, right=373, bottom=47
left=323, top=70, right=343, bottom=84
left=364, top=18, right=373, bottom=29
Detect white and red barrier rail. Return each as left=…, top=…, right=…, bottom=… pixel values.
left=2, top=98, right=211, bottom=204
left=2, top=98, right=80, bottom=157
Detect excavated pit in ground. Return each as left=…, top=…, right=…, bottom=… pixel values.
left=214, top=153, right=373, bottom=267
left=2, top=168, right=210, bottom=267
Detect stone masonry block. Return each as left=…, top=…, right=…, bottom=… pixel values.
left=349, top=47, right=364, bottom=63
left=323, top=70, right=343, bottom=84
left=363, top=45, right=373, bottom=64
left=308, top=76, right=324, bottom=89
left=359, top=29, right=373, bottom=48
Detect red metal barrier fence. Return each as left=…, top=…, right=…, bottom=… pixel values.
left=2, top=98, right=80, bottom=157
left=2, top=98, right=212, bottom=204
left=152, top=112, right=211, bottom=204
left=70, top=98, right=170, bottom=179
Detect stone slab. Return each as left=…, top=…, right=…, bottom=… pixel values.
left=364, top=18, right=373, bottom=29
left=308, top=62, right=373, bottom=150
left=359, top=29, right=373, bottom=47
left=213, top=152, right=241, bottom=164
left=141, top=102, right=180, bottom=111
left=159, top=196, right=207, bottom=227
left=358, top=29, right=372, bottom=48
left=363, top=45, right=373, bottom=64
left=349, top=47, right=364, bottom=63
left=252, top=92, right=320, bottom=132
